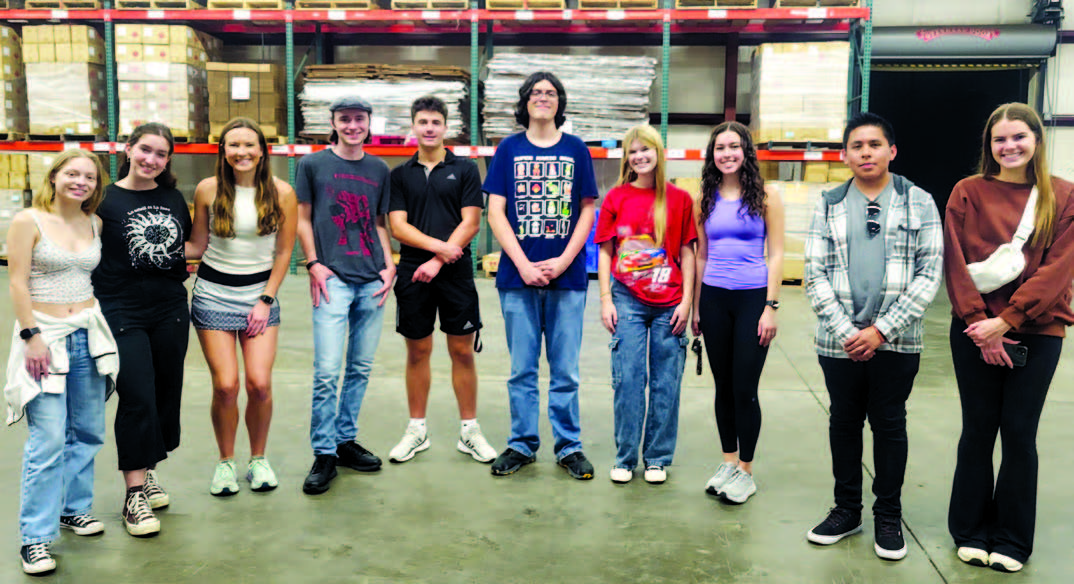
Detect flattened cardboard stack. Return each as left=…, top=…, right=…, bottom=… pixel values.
left=116, top=25, right=221, bottom=140
left=298, top=63, right=470, bottom=141
left=483, top=53, right=657, bottom=142
left=749, top=42, right=849, bottom=144
left=0, top=27, right=28, bottom=137
left=207, top=63, right=286, bottom=141
left=23, top=25, right=106, bottom=137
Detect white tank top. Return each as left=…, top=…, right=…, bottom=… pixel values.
left=202, top=185, right=277, bottom=275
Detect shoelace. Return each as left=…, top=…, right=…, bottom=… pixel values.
left=24, top=543, right=50, bottom=563
left=249, top=459, right=273, bottom=479
left=825, top=507, right=857, bottom=528
left=876, top=517, right=902, bottom=538
left=126, top=492, right=155, bottom=523
left=66, top=514, right=96, bottom=527
left=216, top=462, right=236, bottom=482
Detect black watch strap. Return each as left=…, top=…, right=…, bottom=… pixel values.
left=765, top=300, right=780, bottom=310
left=20, top=327, right=41, bottom=340
left=305, top=259, right=321, bottom=270
left=259, top=295, right=275, bottom=305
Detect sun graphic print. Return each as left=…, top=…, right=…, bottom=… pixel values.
left=124, top=207, right=184, bottom=270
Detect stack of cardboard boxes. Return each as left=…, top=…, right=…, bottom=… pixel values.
left=0, top=153, right=29, bottom=256
left=116, top=25, right=222, bottom=141
left=22, top=25, right=107, bottom=137
left=0, top=188, right=28, bottom=257
left=0, top=27, right=28, bottom=138
left=0, top=153, right=28, bottom=190
left=207, top=63, right=286, bottom=141
left=749, top=41, right=850, bottom=144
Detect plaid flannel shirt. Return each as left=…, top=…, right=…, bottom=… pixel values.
left=804, top=175, right=944, bottom=357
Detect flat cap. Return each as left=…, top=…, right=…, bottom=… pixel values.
left=329, top=96, right=373, bottom=114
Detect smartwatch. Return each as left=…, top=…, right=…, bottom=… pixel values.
left=259, top=295, right=275, bottom=305
left=765, top=300, right=780, bottom=310
left=19, top=327, right=40, bottom=341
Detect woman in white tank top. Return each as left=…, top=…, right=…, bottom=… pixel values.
left=4, top=150, right=117, bottom=575
left=187, top=118, right=298, bottom=497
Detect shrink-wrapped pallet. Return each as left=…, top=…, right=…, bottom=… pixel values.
left=0, top=27, right=28, bottom=136
left=749, top=42, right=850, bottom=144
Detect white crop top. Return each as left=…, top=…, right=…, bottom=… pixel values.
left=28, top=212, right=101, bottom=304
left=202, top=186, right=277, bottom=275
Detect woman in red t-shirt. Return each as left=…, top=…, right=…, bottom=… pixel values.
left=595, top=124, right=697, bottom=485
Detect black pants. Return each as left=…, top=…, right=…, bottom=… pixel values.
left=818, top=351, right=919, bottom=518
left=100, top=287, right=190, bottom=471
left=698, top=285, right=769, bottom=463
left=948, top=318, right=1062, bottom=563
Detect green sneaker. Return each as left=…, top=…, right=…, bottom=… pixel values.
left=246, top=457, right=279, bottom=492
left=209, top=460, right=239, bottom=497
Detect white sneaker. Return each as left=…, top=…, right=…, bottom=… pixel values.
left=457, top=423, right=497, bottom=463
left=246, top=457, right=279, bottom=492
left=643, top=466, right=667, bottom=484
left=209, top=460, right=239, bottom=497
left=957, top=546, right=989, bottom=567
left=609, top=467, right=633, bottom=483
left=720, top=469, right=757, bottom=504
left=389, top=426, right=430, bottom=463
left=144, top=469, right=169, bottom=509
left=988, top=552, right=1024, bottom=573
left=704, top=462, right=738, bottom=496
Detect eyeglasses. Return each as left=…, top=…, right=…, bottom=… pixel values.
left=866, top=200, right=881, bottom=238
left=530, top=89, right=558, bottom=100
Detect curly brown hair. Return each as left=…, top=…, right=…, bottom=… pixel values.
left=698, top=121, right=766, bottom=225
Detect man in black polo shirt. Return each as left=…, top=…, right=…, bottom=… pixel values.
left=387, top=96, right=497, bottom=464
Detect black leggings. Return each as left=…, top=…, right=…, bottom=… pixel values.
left=948, top=318, right=1062, bottom=563
left=100, top=290, right=190, bottom=471
left=698, top=285, right=769, bottom=463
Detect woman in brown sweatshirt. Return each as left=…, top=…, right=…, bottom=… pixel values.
left=944, top=103, right=1074, bottom=573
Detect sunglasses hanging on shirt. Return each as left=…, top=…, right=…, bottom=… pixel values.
left=866, top=200, right=881, bottom=239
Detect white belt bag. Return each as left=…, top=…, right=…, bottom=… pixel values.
left=967, top=186, right=1037, bottom=294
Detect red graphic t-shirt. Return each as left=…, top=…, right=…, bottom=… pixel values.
left=594, top=182, right=698, bottom=307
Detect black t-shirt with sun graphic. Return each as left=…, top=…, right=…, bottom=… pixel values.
left=92, top=183, right=192, bottom=299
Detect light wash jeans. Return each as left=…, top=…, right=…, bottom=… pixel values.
left=20, top=329, right=106, bottom=545
left=498, top=287, right=586, bottom=460
left=609, top=282, right=688, bottom=469
left=310, top=277, right=385, bottom=456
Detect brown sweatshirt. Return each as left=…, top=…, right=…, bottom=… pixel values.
left=944, top=175, right=1074, bottom=337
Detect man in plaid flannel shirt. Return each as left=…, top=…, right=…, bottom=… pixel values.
left=803, top=113, right=943, bottom=562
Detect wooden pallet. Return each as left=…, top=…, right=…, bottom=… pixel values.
left=28, top=134, right=106, bottom=142
left=295, top=0, right=375, bottom=8
left=776, top=0, right=858, bottom=6
left=24, top=0, right=101, bottom=7
left=207, top=0, right=283, bottom=8
left=304, top=63, right=470, bottom=81
left=675, top=0, right=755, bottom=8
left=486, top=0, right=564, bottom=9
left=390, top=0, right=467, bottom=9
left=577, top=0, right=655, bottom=8
left=116, top=0, right=203, bottom=8
left=0, top=132, right=26, bottom=142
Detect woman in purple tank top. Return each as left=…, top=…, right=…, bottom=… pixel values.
left=691, top=121, right=785, bottom=505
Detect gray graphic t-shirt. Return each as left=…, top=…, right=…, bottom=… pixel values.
left=295, top=149, right=391, bottom=285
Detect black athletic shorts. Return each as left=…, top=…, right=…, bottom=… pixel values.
left=394, top=262, right=482, bottom=340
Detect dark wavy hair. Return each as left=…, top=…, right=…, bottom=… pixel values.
left=698, top=121, right=766, bottom=224
left=120, top=123, right=177, bottom=189
left=514, top=71, right=567, bottom=129
left=213, top=117, right=282, bottom=237
left=411, top=95, right=448, bottom=121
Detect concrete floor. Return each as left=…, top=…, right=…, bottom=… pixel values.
left=1, top=273, right=1071, bottom=583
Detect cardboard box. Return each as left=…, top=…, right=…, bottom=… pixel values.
left=22, top=45, right=39, bottom=64
left=38, top=45, right=55, bottom=63
left=142, top=25, right=170, bottom=45
left=116, top=44, right=143, bottom=63
left=803, top=162, right=829, bottom=183
left=115, top=25, right=141, bottom=44
left=53, top=25, right=71, bottom=45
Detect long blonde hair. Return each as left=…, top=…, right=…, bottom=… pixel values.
left=212, top=117, right=282, bottom=237
left=616, top=125, right=669, bottom=248
left=979, top=103, right=1056, bottom=248
left=32, top=149, right=108, bottom=214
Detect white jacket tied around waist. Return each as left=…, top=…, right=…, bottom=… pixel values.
left=4, top=303, right=119, bottom=425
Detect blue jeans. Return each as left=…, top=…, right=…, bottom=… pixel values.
left=609, top=282, right=687, bottom=469
left=498, top=287, right=586, bottom=460
left=20, top=329, right=106, bottom=545
left=310, top=277, right=385, bottom=456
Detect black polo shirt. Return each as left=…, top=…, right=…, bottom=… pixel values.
left=389, top=148, right=484, bottom=269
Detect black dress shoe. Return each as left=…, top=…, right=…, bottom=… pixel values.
left=303, top=454, right=338, bottom=495
left=337, top=441, right=382, bottom=472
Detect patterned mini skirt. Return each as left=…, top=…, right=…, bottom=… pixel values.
left=191, top=263, right=280, bottom=331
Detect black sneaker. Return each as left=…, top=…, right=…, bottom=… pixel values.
left=302, top=454, right=338, bottom=495
left=20, top=543, right=55, bottom=575
left=60, top=513, right=104, bottom=536
left=874, top=515, right=907, bottom=561
left=806, top=507, right=862, bottom=545
left=558, top=451, right=594, bottom=480
left=490, top=448, right=536, bottom=476
left=337, top=441, right=382, bottom=472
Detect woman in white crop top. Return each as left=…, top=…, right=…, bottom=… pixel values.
left=187, top=118, right=297, bottom=497
left=4, top=149, right=117, bottom=575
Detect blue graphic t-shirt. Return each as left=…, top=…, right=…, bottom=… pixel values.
left=482, top=132, right=599, bottom=290
left=295, top=149, right=391, bottom=286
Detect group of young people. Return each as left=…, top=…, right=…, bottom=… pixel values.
left=4, top=68, right=1071, bottom=577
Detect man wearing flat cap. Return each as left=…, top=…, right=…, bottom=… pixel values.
left=295, top=95, right=396, bottom=495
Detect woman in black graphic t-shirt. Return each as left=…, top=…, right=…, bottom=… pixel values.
left=92, top=123, right=191, bottom=539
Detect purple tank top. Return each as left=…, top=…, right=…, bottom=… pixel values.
left=702, top=196, right=768, bottom=289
